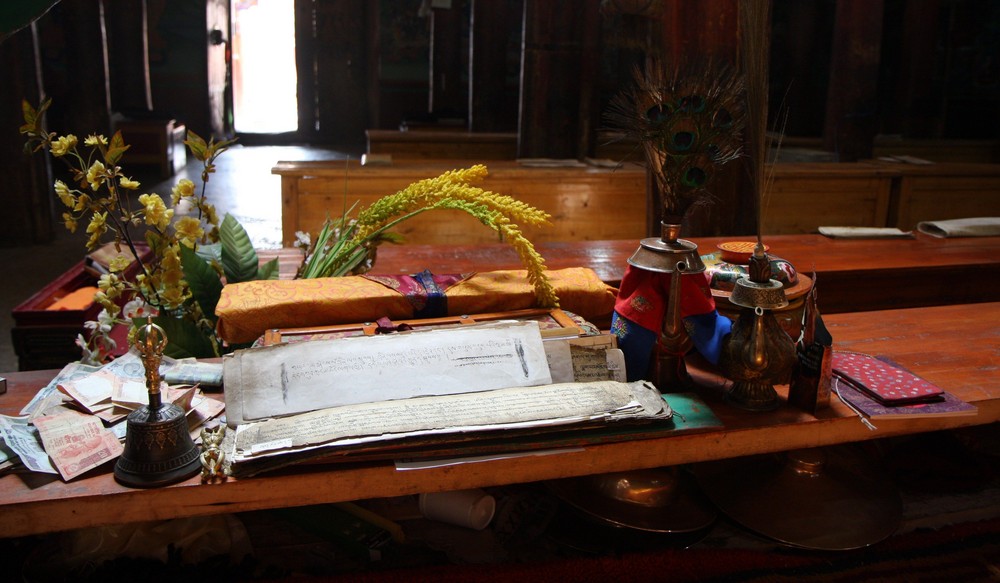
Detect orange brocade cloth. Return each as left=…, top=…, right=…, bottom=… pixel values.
left=214, top=268, right=618, bottom=344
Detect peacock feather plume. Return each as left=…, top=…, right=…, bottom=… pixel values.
left=605, top=60, right=745, bottom=223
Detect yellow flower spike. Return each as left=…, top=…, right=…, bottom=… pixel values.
left=304, top=164, right=559, bottom=306
left=119, top=176, right=140, bottom=190
left=84, top=134, right=108, bottom=147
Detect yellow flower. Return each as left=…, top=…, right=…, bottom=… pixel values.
left=157, top=244, right=189, bottom=308
left=171, top=179, right=196, bottom=205
left=86, top=160, right=107, bottom=190
left=86, top=212, right=108, bottom=249
left=73, top=193, right=92, bottom=212
left=84, top=134, right=108, bottom=147
left=138, top=193, right=174, bottom=231
left=50, top=134, right=77, bottom=157
left=62, top=212, right=77, bottom=233
left=97, top=273, right=122, bottom=299
left=54, top=180, right=74, bottom=208
left=93, top=290, right=116, bottom=314
left=174, top=216, right=204, bottom=247
left=119, top=176, right=140, bottom=190
left=108, top=254, right=132, bottom=273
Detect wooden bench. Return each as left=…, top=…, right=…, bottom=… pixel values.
left=272, top=160, right=649, bottom=247
left=273, top=158, right=1000, bottom=249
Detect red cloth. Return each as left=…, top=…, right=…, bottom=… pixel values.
left=613, top=264, right=718, bottom=333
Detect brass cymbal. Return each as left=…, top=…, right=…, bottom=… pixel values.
left=692, top=445, right=901, bottom=550
left=546, top=467, right=717, bottom=534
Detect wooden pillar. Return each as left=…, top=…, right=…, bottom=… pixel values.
left=429, top=0, right=465, bottom=118
left=660, top=0, right=739, bottom=66
left=518, top=0, right=601, bottom=159
left=0, top=22, right=54, bottom=245
left=882, top=0, right=941, bottom=137
left=823, top=0, right=884, bottom=161
left=301, top=0, right=369, bottom=146
left=57, top=0, right=112, bottom=136
left=655, top=0, right=752, bottom=237
left=469, top=0, right=519, bottom=132
left=105, top=0, right=153, bottom=114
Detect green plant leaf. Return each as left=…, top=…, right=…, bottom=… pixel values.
left=257, top=257, right=280, bottom=280
left=184, top=130, right=208, bottom=160
left=196, top=242, right=222, bottom=264
left=134, top=314, right=216, bottom=359
left=179, top=243, right=223, bottom=323
left=220, top=214, right=259, bottom=283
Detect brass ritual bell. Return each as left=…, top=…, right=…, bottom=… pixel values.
left=628, top=221, right=706, bottom=390
left=114, top=319, right=201, bottom=487
left=719, top=242, right=797, bottom=411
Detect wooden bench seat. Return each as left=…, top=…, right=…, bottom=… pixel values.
left=273, top=158, right=1000, bottom=248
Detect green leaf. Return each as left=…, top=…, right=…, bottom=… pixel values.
left=196, top=242, right=222, bottom=264
left=257, top=257, right=280, bottom=280
left=184, top=130, right=208, bottom=160
left=134, top=315, right=217, bottom=359
left=107, top=131, right=130, bottom=164
left=179, top=244, right=223, bottom=323
left=220, top=214, right=259, bottom=283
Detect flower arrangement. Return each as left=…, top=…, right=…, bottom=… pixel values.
left=296, top=164, right=559, bottom=308
left=20, top=99, right=275, bottom=362
left=21, top=100, right=559, bottom=364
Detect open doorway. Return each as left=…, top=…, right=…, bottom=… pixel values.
left=231, top=0, right=297, bottom=134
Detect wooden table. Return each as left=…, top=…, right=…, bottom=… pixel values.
left=0, top=302, right=997, bottom=538
left=267, top=233, right=1000, bottom=313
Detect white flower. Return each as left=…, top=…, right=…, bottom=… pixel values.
left=294, top=231, right=311, bottom=248
left=123, top=299, right=159, bottom=319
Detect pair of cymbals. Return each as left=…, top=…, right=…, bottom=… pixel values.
left=692, top=445, right=902, bottom=550
left=546, top=466, right=717, bottom=535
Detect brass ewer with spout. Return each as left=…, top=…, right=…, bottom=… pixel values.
left=719, top=243, right=797, bottom=411
left=627, top=220, right=706, bottom=390
left=114, top=319, right=201, bottom=487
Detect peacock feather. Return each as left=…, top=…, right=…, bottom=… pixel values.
left=605, top=60, right=746, bottom=222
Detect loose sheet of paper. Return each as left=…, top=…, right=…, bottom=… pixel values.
left=225, top=321, right=553, bottom=426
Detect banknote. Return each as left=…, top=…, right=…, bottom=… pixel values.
left=33, top=410, right=123, bottom=481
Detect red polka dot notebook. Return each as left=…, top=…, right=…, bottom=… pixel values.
left=832, top=351, right=945, bottom=405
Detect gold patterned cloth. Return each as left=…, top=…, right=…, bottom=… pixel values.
left=215, top=268, right=617, bottom=344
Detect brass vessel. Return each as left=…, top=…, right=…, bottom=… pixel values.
left=719, top=245, right=797, bottom=411
left=628, top=221, right=706, bottom=390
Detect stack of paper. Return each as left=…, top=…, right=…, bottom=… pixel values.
left=222, top=321, right=668, bottom=476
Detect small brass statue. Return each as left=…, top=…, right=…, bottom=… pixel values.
left=199, top=425, right=230, bottom=483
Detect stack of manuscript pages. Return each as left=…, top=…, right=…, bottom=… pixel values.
left=222, top=320, right=672, bottom=477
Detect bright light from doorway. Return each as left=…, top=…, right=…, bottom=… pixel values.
left=231, top=0, right=297, bottom=133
